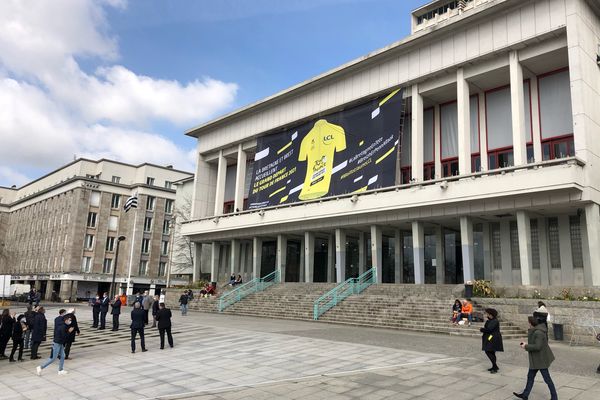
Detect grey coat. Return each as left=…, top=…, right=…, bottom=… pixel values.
left=525, top=324, right=555, bottom=369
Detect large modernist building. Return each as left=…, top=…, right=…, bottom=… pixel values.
left=182, top=0, right=600, bottom=289
left=0, top=159, right=193, bottom=300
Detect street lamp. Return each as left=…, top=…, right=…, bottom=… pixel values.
left=110, top=235, right=126, bottom=299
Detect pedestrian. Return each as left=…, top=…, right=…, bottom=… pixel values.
left=91, top=294, right=101, bottom=328
left=33, top=291, right=41, bottom=307
left=513, top=316, right=558, bottom=400
left=9, top=314, right=27, bottom=362
left=156, top=303, right=173, bottom=350
left=111, top=294, right=122, bottom=331
left=23, top=305, right=36, bottom=349
left=130, top=302, right=147, bottom=353
left=49, top=309, right=66, bottom=358
left=36, top=314, right=74, bottom=376
left=63, top=308, right=80, bottom=360
left=30, top=307, right=47, bottom=360
left=141, top=291, right=152, bottom=325
left=99, top=292, right=109, bottom=329
left=0, top=308, right=14, bottom=359
left=179, top=291, right=188, bottom=316
left=27, top=288, right=35, bottom=307
left=159, top=289, right=166, bottom=304
left=134, top=291, right=143, bottom=307
left=480, top=308, right=503, bottom=373
left=151, top=295, right=160, bottom=328
left=120, top=292, right=127, bottom=308
left=533, top=301, right=549, bottom=333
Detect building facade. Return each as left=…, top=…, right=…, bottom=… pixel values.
left=182, top=0, right=600, bottom=288
left=0, top=159, right=193, bottom=300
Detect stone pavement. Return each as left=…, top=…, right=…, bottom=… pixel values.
left=0, top=305, right=598, bottom=400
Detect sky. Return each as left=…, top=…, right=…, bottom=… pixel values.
left=0, top=0, right=430, bottom=187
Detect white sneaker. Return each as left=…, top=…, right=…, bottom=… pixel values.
left=36, top=366, right=42, bottom=376
left=58, top=370, right=68, bottom=375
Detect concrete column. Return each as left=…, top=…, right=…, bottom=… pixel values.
left=370, top=225, right=383, bottom=283
left=460, top=216, right=475, bottom=283
left=335, top=229, right=347, bottom=283
left=276, top=234, right=287, bottom=282
left=482, top=223, right=492, bottom=280
left=230, top=239, right=240, bottom=275
left=191, top=151, right=218, bottom=219
left=558, top=215, right=574, bottom=285
left=411, top=84, right=424, bottom=181
left=394, top=229, right=403, bottom=284
left=516, top=211, right=533, bottom=286
left=304, top=232, right=315, bottom=283
left=435, top=225, right=445, bottom=284
left=433, top=105, right=442, bottom=179
left=583, top=204, right=600, bottom=286
left=412, top=221, right=425, bottom=284
left=358, top=232, right=367, bottom=275
left=500, top=221, right=513, bottom=285
left=252, top=237, right=262, bottom=279
left=537, top=218, right=551, bottom=286
left=457, top=67, right=472, bottom=175
left=234, top=144, right=247, bottom=212
left=478, top=92, right=489, bottom=171
left=509, top=50, right=527, bottom=166
left=327, top=234, right=335, bottom=283
left=299, top=236, right=305, bottom=282
left=210, top=242, right=219, bottom=282
left=213, top=150, right=227, bottom=216
left=192, top=243, right=202, bottom=282
left=529, top=77, right=543, bottom=163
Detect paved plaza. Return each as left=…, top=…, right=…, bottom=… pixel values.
left=0, top=305, right=599, bottom=400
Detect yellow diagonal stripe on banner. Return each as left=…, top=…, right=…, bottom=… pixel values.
left=379, top=88, right=401, bottom=107
left=375, top=145, right=396, bottom=164
left=353, top=186, right=368, bottom=193
left=280, top=195, right=288, bottom=203
left=277, top=141, right=292, bottom=155
left=269, top=186, right=287, bottom=198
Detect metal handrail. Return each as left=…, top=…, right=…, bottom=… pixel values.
left=313, top=267, right=377, bottom=320
left=218, top=269, right=281, bottom=312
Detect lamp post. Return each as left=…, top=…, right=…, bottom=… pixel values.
left=110, top=235, right=126, bottom=299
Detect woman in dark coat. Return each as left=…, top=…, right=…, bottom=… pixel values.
left=480, top=308, right=503, bottom=373
left=0, top=308, right=14, bottom=358
left=63, top=308, right=80, bottom=359
left=30, top=307, right=47, bottom=360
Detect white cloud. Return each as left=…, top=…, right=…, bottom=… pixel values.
left=0, top=0, right=238, bottom=185
left=0, top=167, right=30, bottom=188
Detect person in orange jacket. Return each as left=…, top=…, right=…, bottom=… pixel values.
left=457, top=299, right=473, bottom=326
left=120, top=293, right=128, bottom=308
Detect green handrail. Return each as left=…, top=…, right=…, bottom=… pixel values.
left=313, top=267, right=377, bottom=320
left=218, top=269, right=280, bottom=312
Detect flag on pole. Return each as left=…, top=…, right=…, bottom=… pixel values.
left=124, top=195, right=138, bottom=212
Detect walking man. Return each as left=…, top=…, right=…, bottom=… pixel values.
left=91, top=295, right=100, bottom=328
left=99, top=292, right=109, bottom=330
left=179, top=291, right=188, bottom=316
left=30, top=307, right=46, bottom=360
left=156, top=303, right=173, bottom=349
left=111, top=294, right=122, bottom=331
left=130, top=302, right=147, bottom=353
left=36, top=314, right=74, bottom=376
left=63, top=308, right=80, bottom=360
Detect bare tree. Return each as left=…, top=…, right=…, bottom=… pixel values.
left=171, top=194, right=194, bottom=273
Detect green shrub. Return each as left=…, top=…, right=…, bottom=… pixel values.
left=473, top=280, right=496, bottom=298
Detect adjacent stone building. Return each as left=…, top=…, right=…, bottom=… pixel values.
left=0, top=158, right=193, bottom=300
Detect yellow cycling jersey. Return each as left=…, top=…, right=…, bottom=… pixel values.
left=298, top=119, right=346, bottom=200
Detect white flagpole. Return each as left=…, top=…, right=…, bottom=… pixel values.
left=126, top=199, right=139, bottom=296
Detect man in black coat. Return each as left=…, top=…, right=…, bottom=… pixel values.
left=30, top=307, right=47, bottom=360
left=91, top=295, right=101, bottom=328
left=63, top=309, right=80, bottom=359
left=23, top=306, right=36, bottom=349
left=0, top=309, right=14, bottom=359
left=111, top=295, right=121, bottom=331
left=130, top=302, right=147, bottom=353
left=36, top=313, right=74, bottom=376
left=99, top=292, right=109, bottom=330
left=155, top=303, right=173, bottom=349
left=9, top=314, right=26, bottom=362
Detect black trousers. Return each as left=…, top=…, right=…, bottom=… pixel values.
left=92, top=309, right=99, bottom=327
left=64, top=340, right=73, bottom=358
left=112, top=314, right=119, bottom=330
left=30, top=341, right=41, bottom=359
left=159, top=326, right=173, bottom=349
left=485, top=351, right=498, bottom=369
left=143, top=309, right=149, bottom=325
left=0, top=335, right=10, bottom=356
left=10, top=339, right=24, bottom=361
left=131, top=327, right=145, bottom=352
left=99, top=310, right=107, bottom=329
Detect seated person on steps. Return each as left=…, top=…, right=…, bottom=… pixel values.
left=457, top=299, right=473, bottom=326
left=199, top=283, right=216, bottom=297
left=451, top=299, right=462, bottom=324
left=233, top=274, right=243, bottom=286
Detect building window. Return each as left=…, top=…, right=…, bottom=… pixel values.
left=163, top=220, right=170, bottom=235
left=146, top=196, right=155, bottom=211
left=111, top=194, right=121, bottom=209
left=146, top=177, right=155, bottom=186
left=423, top=108, right=435, bottom=180
left=87, top=212, right=97, bottom=228
left=542, top=136, right=575, bottom=161
left=102, top=258, right=113, bottom=274
left=106, top=236, right=115, bottom=252
left=530, top=219, right=540, bottom=270
left=164, top=181, right=172, bottom=189
left=509, top=221, right=521, bottom=270
left=491, top=223, right=502, bottom=270
left=112, top=176, right=121, bottom=184
left=84, top=234, right=94, bottom=250
left=108, top=216, right=118, bottom=231
left=161, top=241, right=169, bottom=256
left=144, top=217, right=153, bottom=232
left=138, top=260, right=148, bottom=276
left=141, top=238, right=150, bottom=254
left=165, top=199, right=174, bottom=214
left=539, top=69, right=573, bottom=142
left=90, top=191, right=101, bottom=207
left=570, top=215, right=584, bottom=269
left=548, top=217, right=561, bottom=269
left=158, top=262, right=166, bottom=277
left=81, top=256, right=92, bottom=273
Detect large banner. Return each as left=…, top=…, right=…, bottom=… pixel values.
left=247, top=88, right=404, bottom=209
